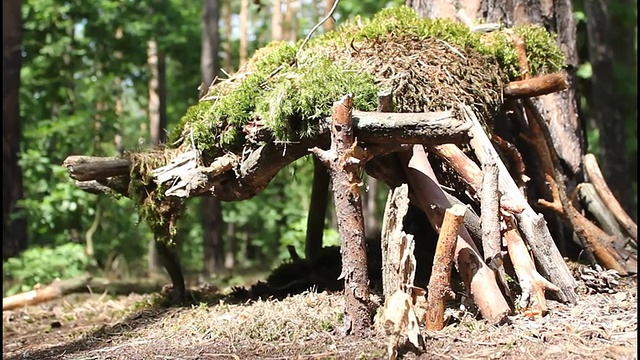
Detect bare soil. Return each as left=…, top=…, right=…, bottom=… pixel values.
left=3, top=265, right=637, bottom=360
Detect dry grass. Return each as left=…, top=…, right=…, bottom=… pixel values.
left=2, top=271, right=636, bottom=360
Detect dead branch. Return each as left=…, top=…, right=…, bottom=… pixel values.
left=3, top=274, right=93, bottom=311
left=310, top=94, right=371, bottom=337
left=480, top=154, right=513, bottom=301
left=63, top=156, right=130, bottom=181
left=425, top=204, right=466, bottom=330
left=64, top=110, right=471, bottom=202
left=430, top=144, right=482, bottom=199
left=462, top=104, right=578, bottom=303
left=3, top=275, right=168, bottom=311
left=511, top=33, right=531, bottom=80
left=504, top=73, right=569, bottom=98
left=503, top=216, right=560, bottom=316
left=583, top=153, right=638, bottom=242
left=522, top=99, right=636, bottom=275
left=399, top=145, right=510, bottom=323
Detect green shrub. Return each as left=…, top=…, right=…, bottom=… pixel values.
left=2, top=243, right=95, bottom=296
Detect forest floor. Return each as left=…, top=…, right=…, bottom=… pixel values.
left=2, top=262, right=637, bottom=360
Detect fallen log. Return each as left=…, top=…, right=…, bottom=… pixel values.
left=3, top=275, right=93, bottom=311
left=2, top=275, right=166, bottom=311
left=63, top=110, right=471, bottom=203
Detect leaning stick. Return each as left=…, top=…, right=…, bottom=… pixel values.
left=425, top=204, right=467, bottom=330
left=583, top=153, right=638, bottom=242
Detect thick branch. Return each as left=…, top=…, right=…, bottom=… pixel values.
left=63, top=156, right=130, bottom=181
left=65, top=110, right=471, bottom=202
left=504, top=73, right=569, bottom=99
left=425, top=204, right=466, bottom=330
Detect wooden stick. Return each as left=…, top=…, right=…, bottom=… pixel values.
left=503, top=217, right=560, bottom=316
left=511, top=33, right=531, bottom=80
left=431, top=144, right=482, bottom=199
left=462, top=104, right=578, bottom=303
left=399, top=146, right=510, bottom=323
left=503, top=73, right=569, bottom=98
left=310, top=94, right=371, bottom=336
left=583, top=153, right=638, bottom=242
left=425, top=204, right=466, bottom=330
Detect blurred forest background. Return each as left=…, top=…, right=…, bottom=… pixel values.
left=2, top=0, right=637, bottom=296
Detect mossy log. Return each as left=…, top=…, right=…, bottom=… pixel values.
left=63, top=110, right=470, bottom=201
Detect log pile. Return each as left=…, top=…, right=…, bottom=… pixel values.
left=61, top=7, right=636, bottom=340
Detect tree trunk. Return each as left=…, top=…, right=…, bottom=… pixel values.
left=203, top=197, right=225, bottom=275
left=239, top=0, right=249, bottom=65
left=283, top=0, right=298, bottom=42
left=584, top=0, right=635, bottom=220
left=3, top=0, right=28, bottom=260
left=272, top=0, right=283, bottom=41
left=147, top=39, right=166, bottom=276
left=201, top=0, right=226, bottom=276
left=225, top=222, right=237, bottom=268
left=364, top=176, right=381, bottom=238
left=222, top=0, right=233, bottom=73
left=323, top=0, right=336, bottom=32
left=305, top=156, right=330, bottom=261
left=609, top=0, right=637, bottom=221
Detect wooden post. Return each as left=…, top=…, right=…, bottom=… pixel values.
left=425, top=204, right=466, bottom=330
left=310, top=94, right=372, bottom=336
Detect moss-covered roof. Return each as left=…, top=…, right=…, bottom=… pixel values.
left=169, top=6, right=564, bottom=161
left=122, top=6, right=565, bottom=241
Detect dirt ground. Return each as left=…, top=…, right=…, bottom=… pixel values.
left=3, top=264, right=637, bottom=360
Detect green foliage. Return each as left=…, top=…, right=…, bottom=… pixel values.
left=3, top=243, right=95, bottom=296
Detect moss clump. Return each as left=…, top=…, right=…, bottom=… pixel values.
left=125, top=150, right=186, bottom=244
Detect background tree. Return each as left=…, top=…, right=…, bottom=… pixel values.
left=201, top=0, right=226, bottom=276
left=3, top=0, right=28, bottom=260
left=582, top=0, right=637, bottom=220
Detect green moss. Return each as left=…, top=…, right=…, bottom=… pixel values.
left=256, top=55, right=379, bottom=140
left=515, top=24, right=565, bottom=75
